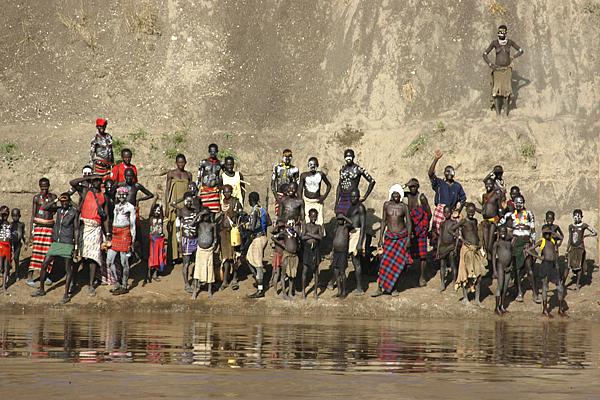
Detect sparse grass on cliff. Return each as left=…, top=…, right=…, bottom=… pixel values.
left=336, top=124, right=364, bottom=147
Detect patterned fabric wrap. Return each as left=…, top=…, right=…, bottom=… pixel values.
left=432, top=203, right=446, bottom=235
left=30, top=225, right=54, bottom=272
left=410, top=206, right=429, bottom=259
left=0, top=241, right=11, bottom=262
left=81, top=218, right=103, bottom=265
left=377, top=229, right=412, bottom=293
left=148, top=234, right=166, bottom=271
left=93, top=160, right=112, bottom=176
left=200, top=186, right=221, bottom=213
left=335, top=192, right=352, bottom=216
left=111, top=226, right=132, bottom=252
left=181, top=237, right=198, bottom=256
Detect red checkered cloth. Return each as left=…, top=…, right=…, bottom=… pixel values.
left=30, top=225, right=53, bottom=272
left=111, top=226, right=132, bottom=252
left=432, top=203, right=446, bottom=234
left=377, top=229, right=412, bottom=293
left=410, top=206, right=429, bottom=259
left=200, top=186, right=221, bottom=213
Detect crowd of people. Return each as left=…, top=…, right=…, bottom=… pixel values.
left=0, top=117, right=595, bottom=319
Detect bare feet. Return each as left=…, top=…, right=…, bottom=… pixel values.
left=419, top=277, right=427, bottom=287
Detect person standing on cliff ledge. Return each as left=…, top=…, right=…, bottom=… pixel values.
left=483, top=24, right=524, bottom=117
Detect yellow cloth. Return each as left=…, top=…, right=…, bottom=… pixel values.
left=247, top=235, right=268, bottom=268
left=282, top=250, right=299, bottom=278
left=303, top=196, right=324, bottom=225
left=194, top=246, right=215, bottom=283
left=540, top=237, right=555, bottom=251
left=455, top=243, right=487, bottom=292
left=492, top=66, right=512, bottom=97
left=349, top=228, right=363, bottom=256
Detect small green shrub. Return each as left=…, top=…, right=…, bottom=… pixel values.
left=337, top=124, right=364, bottom=147
left=165, top=147, right=179, bottom=159
left=129, top=127, right=148, bottom=141
left=112, top=138, right=126, bottom=158
left=218, top=148, right=238, bottom=160
left=403, top=134, right=427, bottom=158
left=1, top=142, right=16, bottom=154
left=434, top=121, right=446, bottom=133
left=520, top=143, right=536, bottom=158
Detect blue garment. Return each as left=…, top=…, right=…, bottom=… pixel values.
left=430, top=175, right=466, bottom=208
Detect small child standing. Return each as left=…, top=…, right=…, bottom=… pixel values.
left=301, top=209, right=324, bottom=299
left=0, top=206, right=12, bottom=290
left=10, top=208, right=25, bottom=280
left=527, top=226, right=560, bottom=317
left=147, top=201, right=167, bottom=284
left=193, top=210, right=217, bottom=299
left=566, top=209, right=597, bottom=290
left=333, top=214, right=352, bottom=299
left=272, top=219, right=300, bottom=299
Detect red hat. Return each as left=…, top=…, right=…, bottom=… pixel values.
left=96, top=118, right=107, bottom=127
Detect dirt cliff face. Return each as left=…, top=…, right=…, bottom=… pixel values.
left=0, top=0, right=598, bottom=255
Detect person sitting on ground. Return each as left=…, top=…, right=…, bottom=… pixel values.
left=31, top=194, right=79, bottom=303
left=453, top=203, right=487, bottom=306
left=107, top=187, right=136, bottom=296
left=110, top=148, right=138, bottom=184
left=566, top=209, right=597, bottom=291
left=301, top=208, right=324, bottom=300
left=193, top=210, right=217, bottom=299
left=372, top=185, right=412, bottom=297
left=247, top=192, right=271, bottom=299
left=0, top=206, right=12, bottom=290
left=483, top=24, right=524, bottom=116
left=437, top=206, right=458, bottom=292
left=492, top=226, right=513, bottom=315
left=428, top=150, right=466, bottom=248
left=89, top=118, right=114, bottom=175
left=10, top=208, right=25, bottom=281
left=527, top=226, right=561, bottom=317
left=405, top=178, right=431, bottom=287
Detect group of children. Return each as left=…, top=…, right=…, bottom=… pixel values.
left=0, top=119, right=596, bottom=318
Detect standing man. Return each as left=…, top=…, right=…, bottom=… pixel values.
left=483, top=24, right=524, bottom=116
left=335, top=149, right=375, bottom=216
left=197, top=143, right=223, bottom=213
left=70, top=173, right=110, bottom=296
left=89, top=118, right=114, bottom=175
left=221, top=156, right=246, bottom=207
left=372, top=185, right=412, bottom=297
left=498, top=195, right=539, bottom=303
left=31, top=193, right=79, bottom=304
left=428, top=150, right=466, bottom=246
left=271, top=149, right=300, bottom=218
left=165, top=154, right=192, bottom=264
left=480, top=177, right=503, bottom=276
left=405, top=178, right=431, bottom=287
left=27, top=178, right=57, bottom=287
left=298, top=157, right=332, bottom=225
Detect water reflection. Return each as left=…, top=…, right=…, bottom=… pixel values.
left=0, top=314, right=595, bottom=373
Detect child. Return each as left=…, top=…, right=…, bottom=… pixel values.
left=10, top=208, right=25, bottom=280
left=301, top=209, right=324, bottom=299
left=527, top=226, right=560, bottom=317
left=192, top=211, right=217, bottom=299
left=333, top=213, right=352, bottom=298
left=219, top=184, right=243, bottom=291
left=453, top=203, right=487, bottom=306
left=566, top=209, right=597, bottom=290
left=177, top=192, right=200, bottom=294
left=247, top=192, right=271, bottom=299
left=437, top=206, right=458, bottom=292
left=111, top=148, right=138, bottom=184
left=0, top=206, right=12, bottom=290
left=542, top=211, right=564, bottom=249
left=147, top=200, right=167, bottom=284
left=492, top=226, right=513, bottom=315
left=272, top=219, right=299, bottom=299
left=269, top=220, right=285, bottom=292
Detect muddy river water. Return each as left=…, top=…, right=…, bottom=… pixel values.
left=1, top=312, right=599, bottom=399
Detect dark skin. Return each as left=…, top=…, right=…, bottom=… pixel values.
left=336, top=151, right=376, bottom=204
left=269, top=223, right=285, bottom=292
left=347, top=190, right=367, bottom=294
left=332, top=216, right=352, bottom=298
left=170, top=182, right=202, bottom=212
left=165, top=157, right=193, bottom=219
left=29, top=181, right=57, bottom=242
left=10, top=209, right=25, bottom=279
left=301, top=210, right=324, bottom=300
left=428, top=150, right=464, bottom=215
left=478, top=179, right=502, bottom=277
left=222, top=158, right=246, bottom=205
left=527, top=232, right=559, bottom=317
left=192, top=214, right=217, bottom=300
left=69, top=175, right=110, bottom=296
left=298, top=159, right=332, bottom=201
left=116, top=169, right=154, bottom=207
left=438, top=207, right=458, bottom=292
left=279, top=183, right=305, bottom=224
left=220, top=186, right=242, bottom=290
left=565, top=212, right=596, bottom=291
left=451, top=205, right=483, bottom=306
left=406, top=184, right=430, bottom=287
left=492, top=227, right=512, bottom=315
left=178, top=196, right=204, bottom=293
left=0, top=211, right=10, bottom=290
left=197, top=145, right=222, bottom=189
left=272, top=223, right=299, bottom=300
left=33, top=197, right=79, bottom=303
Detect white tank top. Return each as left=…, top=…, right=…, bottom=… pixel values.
left=222, top=171, right=243, bottom=206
